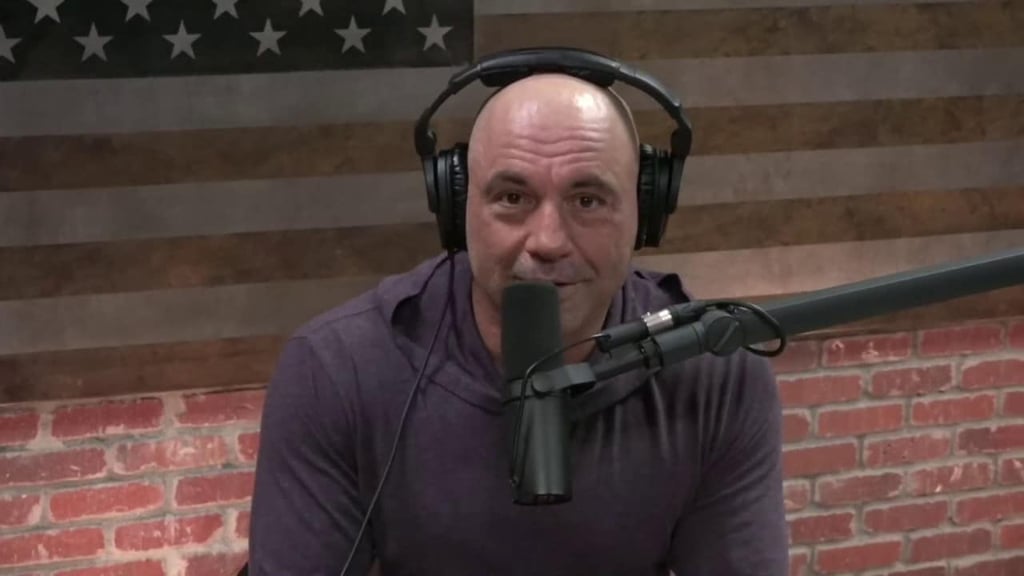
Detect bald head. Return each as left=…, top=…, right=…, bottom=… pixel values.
left=468, top=73, right=640, bottom=166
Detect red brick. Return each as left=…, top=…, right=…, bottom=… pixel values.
left=782, top=412, right=811, bottom=443
left=770, top=340, right=820, bottom=374
left=0, top=494, right=42, bottom=528
left=910, top=527, right=992, bottom=562
left=114, top=435, right=229, bottom=474
left=182, top=551, right=249, bottom=576
left=114, top=514, right=223, bottom=551
left=958, top=424, right=1024, bottom=454
left=817, top=403, right=904, bottom=437
left=54, top=560, right=166, bottom=576
left=870, top=364, right=954, bottom=397
left=1003, top=391, right=1024, bottom=417
left=237, top=432, right=260, bottom=462
left=954, top=491, right=1024, bottom=525
left=1000, top=457, right=1024, bottom=485
left=784, top=481, right=811, bottom=512
left=0, top=448, right=107, bottom=488
left=919, top=324, right=1004, bottom=357
left=789, top=550, right=809, bottom=576
left=962, top=359, right=1024, bottom=389
left=0, top=527, right=104, bottom=568
left=175, top=471, right=255, bottom=507
left=863, top=500, right=949, bottom=533
left=788, top=511, right=855, bottom=545
left=865, top=432, right=952, bottom=468
left=1009, top=320, right=1024, bottom=348
left=888, top=567, right=948, bottom=576
left=50, top=482, right=164, bottom=522
left=814, top=539, right=902, bottom=573
left=0, top=411, right=40, bottom=446
left=777, top=374, right=862, bottom=407
left=912, top=394, right=997, bottom=426
left=234, top=510, right=250, bottom=540
left=908, top=461, right=993, bottom=496
left=824, top=333, right=912, bottom=367
left=953, top=556, right=1024, bottom=576
left=783, top=442, right=858, bottom=479
left=52, top=397, right=163, bottom=439
left=176, top=389, right=265, bottom=426
left=999, top=522, right=1024, bottom=549
left=817, top=472, right=903, bottom=506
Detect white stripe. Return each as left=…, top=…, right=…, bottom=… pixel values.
left=475, top=0, right=977, bottom=14
left=2, top=48, right=1022, bottom=137
left=634, top=229, right=1024, bottom=300
left=0, top=277, right=383, bottom=356
left=3, top=140, right=1021, bottom=247
left=3, top=230, right=1020, bottom=354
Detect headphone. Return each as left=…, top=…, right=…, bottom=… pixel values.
left=413, top=47, right=694, bottom=252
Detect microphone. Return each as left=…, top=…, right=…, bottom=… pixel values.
left=502, top=281, right=572, bottom=505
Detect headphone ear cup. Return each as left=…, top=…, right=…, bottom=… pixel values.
left=635, top=144, right=677, bottom=249
left=434, top=143, right=469, bottom=252
left=635, top=144, right=658, bottom=250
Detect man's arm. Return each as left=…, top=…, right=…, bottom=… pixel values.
left=668, top=353, right=790, bottom=575
left=247, top=335, right=374, bottom=575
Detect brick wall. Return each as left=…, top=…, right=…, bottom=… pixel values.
left=1, top=317, right=1023, bottom=575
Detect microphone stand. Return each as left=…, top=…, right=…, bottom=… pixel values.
left=508, top=245, right=1024, bottom=501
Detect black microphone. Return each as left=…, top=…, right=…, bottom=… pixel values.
left=502, top=281, right=572, bottom=505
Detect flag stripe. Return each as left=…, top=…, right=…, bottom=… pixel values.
left=475, top=0, right=979, bottom=14
left=3, top=187, right=1022, bottom=301
left=4, top=47, right=1023, bottom=137
left=8, top=283, right=1021, bottom=405
left=1, top=229, right=1020, bottom=357
left=3, top=95, right=1022, bottom=193
left=3, top=140, right=1022, bottom=248
left=474, top=1, right=1023, bottom=59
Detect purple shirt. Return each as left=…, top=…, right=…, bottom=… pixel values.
left=248, top=251, right=788, bottom=575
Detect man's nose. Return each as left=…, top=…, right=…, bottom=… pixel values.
left=524, top=201, right=572, bottom=261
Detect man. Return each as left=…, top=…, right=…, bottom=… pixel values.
left=247, top=72, right=789, bottom=575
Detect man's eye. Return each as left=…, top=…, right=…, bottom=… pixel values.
left=501, top=192, right=524, bottom=205
left=575, top=194, right=603, bottom=209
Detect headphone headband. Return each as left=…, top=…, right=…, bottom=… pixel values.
left=413, top=47, right=693, bottom=164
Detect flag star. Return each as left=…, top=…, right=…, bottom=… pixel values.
left=335, top=16, right=369, bottom=54
left=164, top=20, right=200, bottom=60
left=417, top=14, right=451, bottom=51
left=299, top=0, right=323, bottom=17
left=382, top=0, right=405, bottom=15
left=74, top=23, right=112, bottom=62
left=0, top=26, right=19, bottom=63
left=26, top=0, right=64, bottom=23
left=121, top=0, right=153, bottom=22
left=212, top=0, right=239, bottom=19
left=250, top=19, right=285, bottom=56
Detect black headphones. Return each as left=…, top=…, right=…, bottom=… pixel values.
left=413, top=47, right=694, bottom=253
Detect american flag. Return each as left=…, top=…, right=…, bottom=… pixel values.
left=1, top=0, right=1023, bottom=404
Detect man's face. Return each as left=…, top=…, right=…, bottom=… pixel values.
left=465, top=79, right=639, bottom=342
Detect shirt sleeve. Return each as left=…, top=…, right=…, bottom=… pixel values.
left=246, top=335, right=375, bottom=576
left=667, top=352, right=790, bottom=576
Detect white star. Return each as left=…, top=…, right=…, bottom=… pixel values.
left=334, top=16, right=369, bottom=54
left=212, top=0, right=239, bottom=19
left=299, top=0, right=322, bottom=17
left=121, top=0, right=153, bottom=22
left=74, top=23, right=112, bottom=62
left=382, top=0, right=405, bottom=15
left=26, top=0, right=64, bottom=23
left=250, top=19, right=285, bottom=56
left=417, top=14, right=451, bottom=51
left=164, top=20, right=200, bottom=60
left=0, top=26, right=19, bottom=64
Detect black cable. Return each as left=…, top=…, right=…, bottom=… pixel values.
left=338, top=252, right=456, bottom=576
